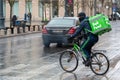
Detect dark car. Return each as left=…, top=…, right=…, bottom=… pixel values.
left=42, top=17, right=79, bottom=47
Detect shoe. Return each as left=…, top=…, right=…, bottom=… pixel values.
left=85, top=60, right=90, bottom=67
left=84, top=58, right=91, bottom=67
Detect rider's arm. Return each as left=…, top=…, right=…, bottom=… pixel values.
left=71, top=22, right=84, bottom=38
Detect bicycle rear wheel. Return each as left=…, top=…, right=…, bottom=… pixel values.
left=59, top=50, right=78, bottom=72
left=90, top=53, right=109, bottom=75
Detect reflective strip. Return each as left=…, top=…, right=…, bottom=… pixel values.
left=80, top=37, right=90, bottom=58
left=81, top=37, right=90, bottom=49
left=89, top=15, right=102, bottom=23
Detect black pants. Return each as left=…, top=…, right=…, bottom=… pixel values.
left=80, top=34, right=98, bottom=59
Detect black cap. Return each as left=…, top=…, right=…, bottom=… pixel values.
left=78, top=12, right=86, bottom=17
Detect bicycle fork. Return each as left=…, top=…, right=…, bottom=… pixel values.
left=75, top=50, right=86, bottom=63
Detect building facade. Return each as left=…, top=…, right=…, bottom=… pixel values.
left=3, top=0, right=112, bottom=22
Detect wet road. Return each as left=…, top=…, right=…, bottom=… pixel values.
left=0, top=33, right=68, bottom=69
left=0, top=21, right=120, bottom=80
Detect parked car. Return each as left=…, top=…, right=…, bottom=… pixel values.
left=111, top=12, right=120, bottom=20
left=42, top=17, right=79, bottom=47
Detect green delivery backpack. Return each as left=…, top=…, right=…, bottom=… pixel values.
left=85, top=14, right=112, bottom=35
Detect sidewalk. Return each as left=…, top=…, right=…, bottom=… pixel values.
left=0, top=20, right=42, bottom=38
left=5, top=20, right=42, bottom=27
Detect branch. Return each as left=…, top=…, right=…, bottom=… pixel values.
left=74, top=0, right=81, bottom=7
left=59, top=0, right=65, bottom=7
left=85, top=0, right=94, bottom=9
left=7, top=0, right=15, bottom=7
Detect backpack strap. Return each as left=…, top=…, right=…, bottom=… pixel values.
left=84, top=28, right=94, bottom=34
left=83, top=18, right=94, bottom=34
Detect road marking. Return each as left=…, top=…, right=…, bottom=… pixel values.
left=17, top=62, right=58, bottom=79
left=0, top=64, right=29, bottom=74
left=46, top=61, right=85, bottom=80
left=106, top=60, right=120, bottom=78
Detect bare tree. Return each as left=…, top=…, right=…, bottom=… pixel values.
left=81, top=0, right=85, bottom=12
left=27, top=0, right=31, bottom=13
left=100, top=0, right=104, bottom=7
left=85, top=0, right=94, bottom=16
left=59, top=0, right=65, bottom=8
left=74, top=0, right=81, bottom=15
left=7, top=0, right=15, bottom=28
left=117, top=0, right=120, bottom=8
left=26, top=0, right=32, bottom=25
left=99, top=0, right=105, bottom=13
left=58, top=0, right=65, bottom=16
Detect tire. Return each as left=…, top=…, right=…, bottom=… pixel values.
left=90, top=53, right=109, bottom=75
left=59, top=50, right=78, bottom=72
left=44, top=42, right=50, bottom=47
left=57, top=43, right=62, bottom=47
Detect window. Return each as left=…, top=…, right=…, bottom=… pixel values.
left=39, top=1, right=43, bottom=17
left=13, top=1, right=19, bottom=17
left=52, top=1, right=58, bottom=17
left=25, top=0, right=32, bottom=13
left=48, top=19, right=74, bottom=25
left=3, top=0, right=6, bottom=17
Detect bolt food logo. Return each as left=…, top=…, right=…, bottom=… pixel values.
left=89, top=15, right=103, bottom=31
left=92, top=21, right=102, bottom=30
left=104, top=16, right=110, bottom=25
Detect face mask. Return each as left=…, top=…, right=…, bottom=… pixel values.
left=79, top=17, right=85, bottom=22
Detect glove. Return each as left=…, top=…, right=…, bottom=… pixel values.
left=68, top=37, right=74, bottom=43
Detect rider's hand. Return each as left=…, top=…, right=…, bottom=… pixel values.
left=68, top=37, right=74, bottom=43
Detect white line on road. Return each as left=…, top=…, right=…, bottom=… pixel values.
left=46, top=62, right=85, bottom=80
left=17, top=62, right=58, bottom=80
left=0, top=64, right=29, bottom=74
left=106, top=60, right=120, bottom=79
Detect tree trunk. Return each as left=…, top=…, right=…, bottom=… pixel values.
left=7, top=0, right=15, bottom=28
left=77, top=0, right=79, bottom=15
left=90, top=8, right=93, bottom=16
left=10, top=7, right=13, bottom=28
left=81, top=0, right=85, bottom=12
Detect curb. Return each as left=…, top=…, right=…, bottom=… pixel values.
left=0, top=31, right=41, bottom=39
left=0, top=25, right=42, bottom=39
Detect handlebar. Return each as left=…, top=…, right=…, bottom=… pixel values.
left=72, top=35, right=83, bottom=45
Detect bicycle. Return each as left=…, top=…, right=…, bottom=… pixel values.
left=59, top=36, right=110, bottom=75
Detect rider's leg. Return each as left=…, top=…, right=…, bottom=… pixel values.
left=80, top=40, right=90, bottom=59
left=80, top=35, right=98, bottom=66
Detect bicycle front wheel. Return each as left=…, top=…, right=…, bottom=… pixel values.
left=59, top=50, right=78, bottom=72
left=90, top=53, right=109, bottom=75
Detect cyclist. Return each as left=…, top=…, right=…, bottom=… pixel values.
left=68, top=12, right=99, bottom=66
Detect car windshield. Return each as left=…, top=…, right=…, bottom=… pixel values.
left=48, top=19, right=75, bottom=25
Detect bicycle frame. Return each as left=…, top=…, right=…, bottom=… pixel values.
left=73, top=43, right=86, bottom=62
left=73, top=43, right=80, bottom=52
